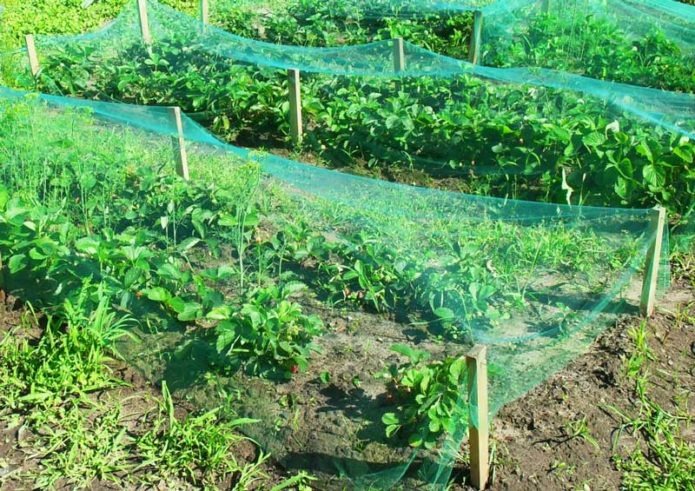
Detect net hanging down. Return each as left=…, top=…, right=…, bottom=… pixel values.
left=0, top=86, right=670, bottom=489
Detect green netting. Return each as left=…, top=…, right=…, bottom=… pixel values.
left=0, top=86, right=671, bottom=489
left=205, top=0, right=695, bottom=92
left=1, top=0, right=693, bottom=229
left=482, top=0, right=695, bottom=90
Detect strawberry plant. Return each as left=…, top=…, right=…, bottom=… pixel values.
left=487, top=12, right=695, bottom=92
left=380, top=344, right=468, bottom=449
left=215, top=282, right=323, bottom=378
left=212, top=0, right=473, bottom=58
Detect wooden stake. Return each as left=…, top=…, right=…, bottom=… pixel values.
left=170, top=107, right=190, bottom=181
left=393, top=37, right=405, bottom=72
left=466, top=344, right=489, bottom=490
left=469, top=10, right=484, bottom=65
left=287, top=68, right=303, bottom=145
left=200, top=0, right=209, bottom=26
left=137, top=0, right=152, bottom=46
left=25, top=35, right=40, bottom=77
left=640, top=206, right=666, bottom=317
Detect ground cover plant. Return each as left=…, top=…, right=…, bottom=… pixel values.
left=0, top=92, right=667, bottom=487
left=0, top=0, right=197, bottom=48
left=211, top=0, right=695, bottom=93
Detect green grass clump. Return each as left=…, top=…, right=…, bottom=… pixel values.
left=0, top=292, right=123, bottom=416
left=136, top=382, right=268, bottom=488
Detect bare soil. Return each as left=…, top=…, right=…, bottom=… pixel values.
left=471, top=280, right=695, bottom=491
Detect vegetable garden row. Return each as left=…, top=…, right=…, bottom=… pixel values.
left=0, top=90, right=666, bottom=487
left=6, top=0, right=694, bottom=228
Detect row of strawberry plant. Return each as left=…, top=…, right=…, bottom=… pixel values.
left=23, top=37, right=695, bottom=222
left=209, top=0, right=694, bottom=92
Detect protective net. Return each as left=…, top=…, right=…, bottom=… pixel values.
left=483, top=0, right=695, bottom=90
left=0, top=86, right=670, bottom=488
left=173, top=0, right=695, bottom=92
left=1, top=0, right=693, bottom=230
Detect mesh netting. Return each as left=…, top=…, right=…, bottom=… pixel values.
left=0, top=1, right=689, bottom=485
left=1, top=0, right=693, bottom=229
left=0, top=86, right=670, bottom=488
left=482, top=0, right=695, bottom=91
left=186, top=0, right=694, bottom=92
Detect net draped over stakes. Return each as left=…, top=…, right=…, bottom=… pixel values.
left=0, top=0, right=688, bottom=488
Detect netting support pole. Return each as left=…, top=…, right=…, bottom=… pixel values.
left=541, top=0, right=550, bottom=13
left=393, top=37, right=405, bottom=72
left=640, top=206, right=665, bottom=317
left=25, top=35, right=40, bottom=77
left=137, top=0, right=153, bottom=46
left=170, top=107, right=190, bottom=181
left=201, top=0, right=209, bottom=26
left=466, top=344, right=489, bottom=490
left=288, top=68, right=303, bottom=145
left=469, top=10, right=483, bottom=65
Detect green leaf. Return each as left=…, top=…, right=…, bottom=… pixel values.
left=319, top=371, right=331, bottom=384
left=28, top=248, right=46, bottom=260
left=177, top=302, right=203, bottom=321
left=642, top=164, right=665, bottom=188
left=433, top=307, right=455, bottom=321
left=216, top=322, right=237, bottom=353
left=636, top=142, right=654, bottom=163
left=144, top=287, right=170, bottom=302
left=408, top=433, right=424, bottom=448
left=207, top=305, right=231, bottom=320
left=673, top=146, right=693, bottom=163
left=391, top=343, right=430, bottom=364
left=385, top=424, right=400, bottom=438
left=382, top=413, right=400, bottom=426
left=178, top=237, right=201, bottom=252
left=8, top=254, right=27, bottom=274
left=0, top=185, right=8, bottom=211
left=582, top=132, right=605, bottom=149
left=75, top=237, right=100, bottom=255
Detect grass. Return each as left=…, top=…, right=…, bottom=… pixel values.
left=610, top=319, right=695, bottom=490
left=0, top=290, right=310, bottom=489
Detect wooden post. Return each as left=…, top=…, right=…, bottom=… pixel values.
left=137, top=0, right=153, bottom=46
left=201, top=0, right=209, bottom=26
left=541, top=0, right=550, bottom=13
left=287, top=68, right=303, bottom=145
left=25, top=35, right=40, bottom=77
left=393, top=37, right=405, bottom=72
left=170, top=107, right=190, bottom=181
left=466, top=344, right=489, bottom=490
left=640, top=206, right=666, bottom=317
left=469, top=10, right=483, bottom=65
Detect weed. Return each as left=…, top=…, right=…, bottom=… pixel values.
left=563, top=417, right=600, bottom=450
left=136, top=382, right=267, bottom=488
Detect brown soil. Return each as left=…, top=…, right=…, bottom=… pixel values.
left=466, top=280, right=695, bottom=491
